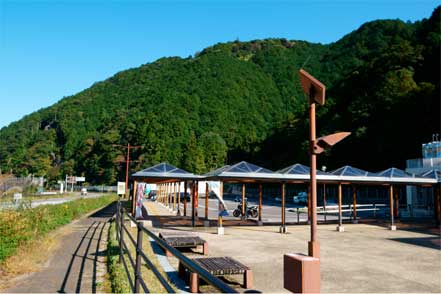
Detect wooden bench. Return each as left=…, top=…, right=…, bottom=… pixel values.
left=179, top=257, right=252, bottom=292
left=159, top=231, right=208, bottom=256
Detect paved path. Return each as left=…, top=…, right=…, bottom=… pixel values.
left=5, top=202, right=116, bottom=293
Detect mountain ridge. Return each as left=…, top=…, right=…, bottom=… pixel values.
left=0, top=7, right=439, bottom=184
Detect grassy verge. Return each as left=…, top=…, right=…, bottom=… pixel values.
left=0, top=194, right=117, bottom=262
left=107, top=221, right=131, bottom=293
left=107, top=218, right=179, bottom=293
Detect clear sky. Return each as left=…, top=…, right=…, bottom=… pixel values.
left=0, top=0, right=438, bottom=129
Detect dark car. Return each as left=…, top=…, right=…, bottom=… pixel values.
left=148, top=190, right=157, bottom=199
left=178, top=192, right=191, bottom=201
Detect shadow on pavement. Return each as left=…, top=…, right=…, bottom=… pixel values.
left=58, top=201, right=117, bottom=293
left=389, top=236, right=441, bottom=250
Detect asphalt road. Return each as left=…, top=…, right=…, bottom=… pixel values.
left=0, top=192, right=110, bottom=210
left=170, top=195, right=346, bottom=223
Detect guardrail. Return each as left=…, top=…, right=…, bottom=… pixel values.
left=115, top=201, right=237, bottom=293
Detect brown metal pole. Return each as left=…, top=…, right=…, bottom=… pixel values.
left=308, top=101, right=319, bottom=258
left=394, top=187, right=399, bottom=218
left=166, top=183, right=169, bottom=208
left=242, top=183, right=246, bottom=219
left=218, top=181, right=224, bottom=228
left=125, top=143, right=130, bottom=198
left=352, top=186, right=357, bottom=223
left=195, top=181, right=199, bottom=218
left=389, top=185, right=395, bottom=228
left=177, top=182, right=181, bottom=216
left=192, top=181, right=195, bottom=227
left=173, top=182, right=176, bottom=211
left=338, top=184, right=343, bottom=228
left=205, top=182, right=209, bottom=220
left=323, top=184, right=327, bottom=223
left=258, top=184, right=263, bottom=222
left=308, top=185, right=311, bottom=223
left=281, top=183, right=286, bottom=233
left=184, top=181, right=187, bottom=216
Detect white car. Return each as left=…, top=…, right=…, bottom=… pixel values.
left=81, top=188, right=88, bottom=196
left=293, top=192, right=308, bottom=204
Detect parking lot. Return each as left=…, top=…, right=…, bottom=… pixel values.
left=173, top=194, right=359, bottom=224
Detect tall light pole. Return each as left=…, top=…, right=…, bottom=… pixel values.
left=284, top=69, right=350, bottom=294
left=113, top=143, right=142, bottom=198
left=299, top=69, right=350, bottom=258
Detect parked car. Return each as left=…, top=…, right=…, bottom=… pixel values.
left=148, top=190, right=157, bottom=199
left=293, top=192, right=308, bottom=204
left=81, top=188, right=88, bottom=196
left=177, top=192, right=191, bottom=201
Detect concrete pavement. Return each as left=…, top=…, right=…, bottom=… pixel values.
left=144, top=200, right=441, bottom=293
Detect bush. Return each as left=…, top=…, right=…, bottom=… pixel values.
left=0, top=194, right=117, bottom=262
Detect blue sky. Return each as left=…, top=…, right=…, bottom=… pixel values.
left=0, top=0, right=438, bottom=129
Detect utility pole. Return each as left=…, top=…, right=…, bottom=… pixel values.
left=113, top=143, right=142, bottom=198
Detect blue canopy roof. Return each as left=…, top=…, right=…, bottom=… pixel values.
left=202, top=161, right=276, bottom=180
left=419, top=169, right=441, bottom=182
left=278, top=163, right=327, bottom=175
left=330, top=165, right=370, bottom=176
left=132, top=162, right=199, bottom=180
left=375, top=167, right=414, bottom=178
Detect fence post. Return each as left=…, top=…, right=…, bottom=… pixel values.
left=119, top=205, right=124, bottom=263
left=116, top=201, right=120, bottom=241
left=135, top=222, right=143, bottom=293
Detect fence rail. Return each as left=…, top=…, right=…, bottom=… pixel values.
left=115, top=201, right=237, bottom=293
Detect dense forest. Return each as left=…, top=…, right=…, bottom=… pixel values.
left=0, top=7, right=439, bottom=184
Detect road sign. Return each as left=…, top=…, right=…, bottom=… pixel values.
left=76, top=177, right=86, bottom=182
left=299, top=69, right=326, bottom=105
left=117, top=182, right=126, bottom=195
left=66, top=176, right=76, bottom=184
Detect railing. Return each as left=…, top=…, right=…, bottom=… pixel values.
left=115, top=201, right=237, bottom=293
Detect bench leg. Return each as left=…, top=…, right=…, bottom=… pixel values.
left=244, top=269, right=253, bottom=289
left=203, top=242, right=208, bottom=255
left=178, top=261, right=186, bottom=278
left=190, top=272, right=199, bottom=293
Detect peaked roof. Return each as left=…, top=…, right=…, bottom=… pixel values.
left=375, top=167, right=413, bottom=178
left=278, top=163, right=327, bottom=175
left=419, top=169, right=441, bottom=181
left=131, top=162, right=199, bottom=180
left=203, top=161, right=276, bottom=181
left=330, top=165, right=370, bottom=176
left=225, top=161, right=273, bottom=174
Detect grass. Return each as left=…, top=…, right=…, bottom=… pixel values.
left=107, top=217, right=179, bottom=293
left=107, top=221, right=131, bottom=293
left=0, top=194, right=117, bottom=263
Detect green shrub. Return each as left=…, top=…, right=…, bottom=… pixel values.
left=0, top=195, right=117, bottom=262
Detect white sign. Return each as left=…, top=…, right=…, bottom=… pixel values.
left=117, top=182, right=126, bottom=195
left=76, top=177, right=86, bottom=182
left=67, top=176, right=76, bottom=184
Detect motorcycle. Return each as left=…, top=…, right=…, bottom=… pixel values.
left=233, top=202, right=258, bottom=218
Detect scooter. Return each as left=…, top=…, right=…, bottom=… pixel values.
left=233, top=202, right=258, bottom=218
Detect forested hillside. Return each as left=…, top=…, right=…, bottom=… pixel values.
left=0, top=7, right=439, bottom=184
